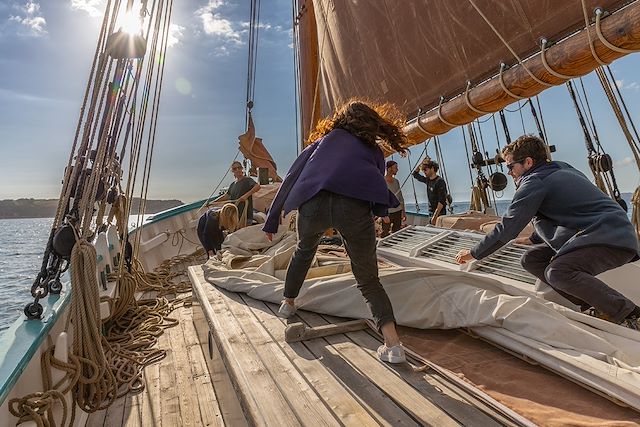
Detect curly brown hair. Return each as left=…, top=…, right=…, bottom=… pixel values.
left=307, top=99, right=409, bottom=155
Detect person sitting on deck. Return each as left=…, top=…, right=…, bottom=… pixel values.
left=411, top=159, right=448, bottom=225
left=262, top=99, right=409, bottom=363
left=197, top=203, right=239, bottom=258
left=382, top=160, right=405, bottom=237
left=214, top=161, right=261, bottom=227
left=455, top=134, right=640, bottom=329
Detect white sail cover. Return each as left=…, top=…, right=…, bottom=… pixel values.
left=201, top=224, right=640, bottom=410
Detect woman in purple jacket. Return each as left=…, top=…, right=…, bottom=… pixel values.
left=263, top=100, right=409, bottom=363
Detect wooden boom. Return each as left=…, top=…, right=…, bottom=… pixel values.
left=404, top=1, right=640, bottom=145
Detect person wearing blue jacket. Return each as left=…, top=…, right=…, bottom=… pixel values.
left=456, top=135, right=640, bottom=329
left=263, top=100, right=409, bottom=363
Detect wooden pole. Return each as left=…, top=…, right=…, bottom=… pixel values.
left=403, top=1, right=640, bottom=146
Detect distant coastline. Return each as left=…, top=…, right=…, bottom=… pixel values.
left=0, top=198, right=184, bottom=219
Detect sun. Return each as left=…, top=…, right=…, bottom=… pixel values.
left=119, top=11, right=143, bottom=36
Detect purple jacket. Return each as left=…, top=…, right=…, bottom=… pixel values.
left=262, top=129, right=399, bottom=233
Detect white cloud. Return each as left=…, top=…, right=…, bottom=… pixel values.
left=615, top=79, right=640, bottom=92
left=168, top=23, right=184, bottom=47
left=8, top=1, right=47, bottom=37
left=615, top=157, right=635, bottom=168
left=196, top=1, right=245, bottom=55
left=70, top=0, right=103, bottom=18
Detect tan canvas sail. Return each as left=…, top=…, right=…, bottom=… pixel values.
left=238, top=114, right=282, bottom=182
left=297, top=0, right=638, bottom=145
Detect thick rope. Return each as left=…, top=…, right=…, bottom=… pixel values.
left=8, top=390, right=68, bottom=427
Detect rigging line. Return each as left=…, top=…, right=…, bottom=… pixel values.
left=467, top=0, right=551, bottom=87
left=580, top=0, right=608, bottom=66
left=577, top=76, right=604, bottom=151
left=292, top=0, right=300, bottom=155
left=499, top=110, right=512, bottom=144
left=126, top=0, right=167, bottom=241
left=137, top=0, right=173, bottom=239
left=517, top=100, right=527, bottom=134
left=307, top=0, right=331, bottom=140
left=503, top=101, right=529, bottom=113
left=597, top=67, right=640, bottom=168
left=528, top=96, right=545, bottom=142
left=535, top=95, right=550, bottom=145
left=461, top=126, right=475, bottom=187
left=398, top=139, right=431, bottom=191
left=133, top=0, right=171, bottom=247
left=566, top=80, right=598, bottom=156
left=54, top=0, right=114, bottom=229
left=406, top=150, right=420, bottom=213
left=491, top=114, right=504, bottom=171
left=594, top=7, right=640, bottom=54
left=606, top=65, right=640, bottom=148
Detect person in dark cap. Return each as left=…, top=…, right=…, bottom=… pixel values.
left=382, top=160, right=405, bottom=237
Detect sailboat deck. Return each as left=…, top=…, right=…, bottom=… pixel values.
left=85, top=264, right=509, bottom=427
left=187, top=265, right=516, bottom=426
left=86, top=301, right=233, bottom=427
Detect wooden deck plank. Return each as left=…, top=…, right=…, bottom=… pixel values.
left=296, top=310, right=459, bottom=427
left=220, top=290, right=341, bottom=426
left=158, top=326, right=181, bottom=426
left=85, top=404, right=108, bottom=427
left=240, top=295, right=390, bottom=426
left=166, top=310, right=199, bottom=427
left=191, top=277, right=249, bottom=427
left=140, top=361, right=160, bottom=427
left=122, top=392, right=143, bottom=426
left=177, top=306, right=224, bottom=427
left=321, top=314, right=503, bottom=427
left=246, top=300, right=423, bottom=426
left=205, top=285, right=301, bottom=426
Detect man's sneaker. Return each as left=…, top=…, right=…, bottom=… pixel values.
left=621, top=316, right=640, bottom=331
left=277, top=301, right=296, bottom=318
left=377, top=343, right=406, bottom=364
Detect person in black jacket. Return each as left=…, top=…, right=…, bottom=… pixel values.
left=197, top=203, right=239, bottom=257
left=411, top=160, right=448, bottom=225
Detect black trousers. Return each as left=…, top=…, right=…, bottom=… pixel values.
left=284, top=191, right=396, bottom=331
left=521, top=244, right=636, bottom=323
left=381, top=210, right=402, bottom=237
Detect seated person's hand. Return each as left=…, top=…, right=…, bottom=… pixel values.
left=382, top=216, right=390, bottom=224
left=514, top=236, right=532, bottom=245
left=455, top=249, right=475, bottom=264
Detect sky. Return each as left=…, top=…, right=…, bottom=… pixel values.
left=0, top=0, right=639, bottom=206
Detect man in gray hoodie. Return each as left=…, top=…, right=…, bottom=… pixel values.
left=456, top=135, right=640, bottom=329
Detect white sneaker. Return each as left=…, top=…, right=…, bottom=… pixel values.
left=377, top=343, right=406, bottom=363
left=277, top=301, right=296, bottom=318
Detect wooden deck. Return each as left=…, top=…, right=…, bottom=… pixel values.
left=86, top=300, right=232, bottom=427
left=87, top=264, right=527, bottom=426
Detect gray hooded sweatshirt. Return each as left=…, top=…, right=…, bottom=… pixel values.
left=471, top=161, right=639, bottom=260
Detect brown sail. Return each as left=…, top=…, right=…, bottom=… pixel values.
left=296, top=0, right=635, bottom=143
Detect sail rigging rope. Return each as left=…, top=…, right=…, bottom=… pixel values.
left=580, top=0, right=608, bottom=66
left=467, top=0, right=552, bottom=88
left=595, top=66, right=640, bottom=237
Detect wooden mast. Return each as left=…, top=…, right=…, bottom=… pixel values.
left=404, top=1, right=640, bottom=146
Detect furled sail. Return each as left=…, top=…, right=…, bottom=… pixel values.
left=295, top=0, right=636, bottom=143
left=238, top=114, right=282, bottom=182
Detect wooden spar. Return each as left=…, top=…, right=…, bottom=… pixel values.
left=404, top=0, right=640, bottom=146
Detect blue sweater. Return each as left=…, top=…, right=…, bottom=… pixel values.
left=262, top=129, right=399, bottom=233
left=471, top=161, right=639, bottom=259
